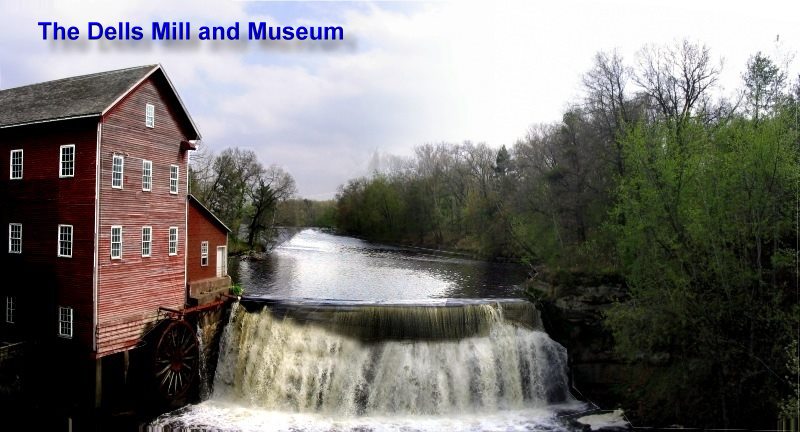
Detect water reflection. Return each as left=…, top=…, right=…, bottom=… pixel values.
left=229, top=229, right=529, bottom=300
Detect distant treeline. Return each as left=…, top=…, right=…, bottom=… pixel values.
left=275, top=198, right=336, bottom=228
left=333, top=41, right=800, bottom=428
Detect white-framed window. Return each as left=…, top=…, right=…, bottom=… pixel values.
left=111, top=226, right=122, bottom=259
left=142, top=160, right=152, bottom=192
left=6, top=296, right=15, bottom=324
left=8, top=223, right=21, bottom=254
left=10, top=149, right=22, bottom=180
left=145, top=103, right=155, bottom=128
left=57, top=306, right=73, bottom=338
left=57, top=225, right=73, bottom=258
left=168, top=227, right=178, bottom=256
left=200, top=241, right=209, bottom=266
left=141, top=226, right=152, bottom=257
left=169, top=165, right=179, bottom=194
left=60, top=144, right=75, bottom=178
left=112, top=154, right=124, bottom=189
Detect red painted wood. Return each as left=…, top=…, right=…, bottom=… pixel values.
left=0, top=71, right=199, bottom=358
left=187, top=199, right=228, bottom=283
left=0, top=119, right=98, bottom=350
left=96, top=76, right=192, bottom=356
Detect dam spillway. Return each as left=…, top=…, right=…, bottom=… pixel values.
left=211, top=298, right=572, bottom=416
left=150, top=231, right=584, bottom=431
left=235, top=296, right=543, bottom=340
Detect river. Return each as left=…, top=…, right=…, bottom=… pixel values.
left=150, top=229, right=586, bottom=431
left=231, top=229, right=530, bottom=300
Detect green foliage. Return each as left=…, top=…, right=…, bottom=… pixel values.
left=335, top=175, right=409, bottom=242
left=190, top=147, right=296, bottom=248
left=605, top=110, right=800, bottom=427
left=743, top=52, right=787, bottom=121
left=780, top=338, right=799, bottom=419
left=275, top=199, right=337, bottom=228
left=334, top=142, right=520, bottom=258
left=230, top=283, right=244, bottom=296
left=227, top=236, right=250, bottom=255
left=327, top=43, right=800, bottom=426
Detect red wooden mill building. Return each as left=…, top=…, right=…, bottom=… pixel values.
left=0, top=65, right=231, bottom=412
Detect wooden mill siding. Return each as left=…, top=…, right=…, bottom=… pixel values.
left=0, top=119, right=98, bottom=350
left=95, top=76, right=192, bottom=356
left=187, top=199, right=228, bottom=283
left=0, top=65, right=202, bottom=360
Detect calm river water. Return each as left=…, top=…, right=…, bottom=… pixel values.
left=230, top=229, right=530, bottom=300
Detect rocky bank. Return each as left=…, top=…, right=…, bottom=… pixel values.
left=525, top=274, right=630, bottom=410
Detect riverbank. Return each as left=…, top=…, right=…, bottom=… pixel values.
left=230, top=226, right=307, bottom=260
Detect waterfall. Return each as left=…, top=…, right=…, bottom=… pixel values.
left=196, top=321, right=210, bottom=401
left=211, top=300, right=572, bottom=416
left=149, top=231, right=584, bottom=431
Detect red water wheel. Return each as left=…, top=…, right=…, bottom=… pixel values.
left=154, top=319, right=198, bottom=399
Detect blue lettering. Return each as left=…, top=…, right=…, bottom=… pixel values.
left=87, top=22, right=103, bottom=40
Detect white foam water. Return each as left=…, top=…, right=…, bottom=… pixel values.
left=150, top=401, right=583, bottom=431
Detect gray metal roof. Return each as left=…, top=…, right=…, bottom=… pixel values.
left=0, top=65, right=157, bottom=128
left=0, top=65, right=201, bottom=139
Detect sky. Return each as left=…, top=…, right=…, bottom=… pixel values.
left=0, top=0, right=798, bottom=198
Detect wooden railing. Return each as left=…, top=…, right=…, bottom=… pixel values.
left=0, top=341, right=24, bottom=364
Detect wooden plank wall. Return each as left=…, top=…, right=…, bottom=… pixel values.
left=0, top=120, right=98, bottom=350
left=187, top=200, right=228, bottom=283
left=96, top=76, right=192, bottom=356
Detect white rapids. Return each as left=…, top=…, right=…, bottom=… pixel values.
left=150, top=301, right=585, bottom=431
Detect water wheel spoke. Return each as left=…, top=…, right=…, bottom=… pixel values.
left=180, top=334, right=195, bottom=350
left=168, top=372, right=176, bottom=395
left=160, top=369, right=172, bottom=387
left=154, top=320, right=199, bottom=399
left=175, top=372, right=182, bottom=394
left=157, top=364, right=172, bottom=376
left=171, top=371, right=179, bottom=395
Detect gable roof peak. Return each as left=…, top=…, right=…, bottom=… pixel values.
left=0, top=64, right=200, bottom=139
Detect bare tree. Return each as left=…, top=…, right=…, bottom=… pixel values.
left=584, top=50, right=631, bottom=134
left=583, top=49, right=633, bottom=176
left=189, top=144, right=215, bottom=201
left=634, top=40, right=721, bottom=124
left=459, top=141, right=496, bottom=199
